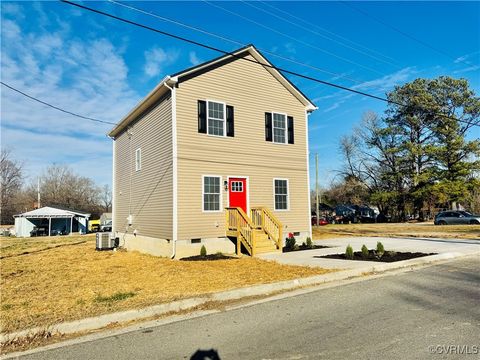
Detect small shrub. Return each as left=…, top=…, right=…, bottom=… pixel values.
left=345, top=244, right=354, bottom=259
left=361, top=244, right=369, bottom=259
left=306, top=237, right=313, bottom=249
left=286, top=233, right=296, bottom=250
left=301, top=241, right=307, bottom=248
left=200, top=245, right=207, bottom=257
left=376, top=241, right=385, bottom=255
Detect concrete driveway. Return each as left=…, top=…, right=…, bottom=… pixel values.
left=259, top=236, right=480, bottom=270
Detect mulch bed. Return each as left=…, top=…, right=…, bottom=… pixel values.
left=283, top=245, right=330, bottom=253
left=318, top=250, right=436, bottom=263
left=180, top=253, right=237, bottom=261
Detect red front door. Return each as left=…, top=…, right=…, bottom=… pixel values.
left=229, top=177, right=247, bottom=213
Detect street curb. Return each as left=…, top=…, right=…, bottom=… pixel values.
left=1, top=251, right=477, bottom=345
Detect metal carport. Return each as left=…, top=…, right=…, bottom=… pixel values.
left=14, top=206, right=91, bottom=237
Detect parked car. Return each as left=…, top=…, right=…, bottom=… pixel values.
left=30, top=226, right=47, bottom=237
left=333, top=205, right=358, bottom=224
left=311, top=215, right=329, bottom=226
left=100, top=220, right=112, bottom=232
left=434, top=211, right=480, bottom=225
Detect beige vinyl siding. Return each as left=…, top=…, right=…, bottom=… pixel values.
left=176, top=55, right=309, bottom=240
left=113, top=93, right=173, bottom=239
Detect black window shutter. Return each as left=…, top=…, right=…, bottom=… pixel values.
left=198, top=100, right=207, bottom=134
left=226, top=105, right=234, bottom=137
left=265, top=112, right=272, bottom=142
left=287, top=116, right=294, bottom=144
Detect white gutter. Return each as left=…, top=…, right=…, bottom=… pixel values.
left=111, top=136, right=116, bottom=240
left=163, top=77, right=178, bottom=259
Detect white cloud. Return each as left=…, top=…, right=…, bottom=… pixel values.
left=352, top=67, right=416, bottom=93
left=189, top=51, right=201, bottom=66
left=284, top=42, right=296, bottom=54
left=1, top=15, right=140, bottom=185
left=453, top=65, right=480, bottom=74
left=143, top=47, right=179, bottom=78
left=323, top=102, right=341, bottom=113
left=454, top=50, right=479, bottom=64
left=1, top=2, right=23, bottom=18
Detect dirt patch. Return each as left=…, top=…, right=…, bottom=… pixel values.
left=318, top=250, right=436, bottom=263
left=1, top=235, right=334, bottom=334
left=283, top=245, right=330, bottom=253
left=180, top=254, right=237, bottom=261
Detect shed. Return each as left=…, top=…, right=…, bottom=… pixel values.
left=14, top=206, right=91, bottom=237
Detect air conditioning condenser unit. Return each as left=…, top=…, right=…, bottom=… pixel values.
left=96, top=232, right=115, bottom=250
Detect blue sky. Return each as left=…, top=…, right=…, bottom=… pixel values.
left=1, top=1, right=479, bottom=189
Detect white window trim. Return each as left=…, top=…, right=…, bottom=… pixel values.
left=135, top=148, right=141, bottom=172
left=207, top=100, right=226, bottom=138
left=202, top=175, right=223, bottom=213
left=273, top=178, right=290, bottom=211
left=272, top=111, right=287, bottom=145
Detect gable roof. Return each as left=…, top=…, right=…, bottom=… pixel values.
left=108, top=45, right=317, bottom=138
left=14, top=206, right=91, bottom=218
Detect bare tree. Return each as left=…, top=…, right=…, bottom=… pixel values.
left=0, top=149, right=24, bottom=224
left=99, top=184, right=112, bottom=212
left=24, top=164, right=100, bottom=214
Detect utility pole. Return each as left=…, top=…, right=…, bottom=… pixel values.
left=37, top=177, right=41, bottom=209
left=315, top=153, right=319, bottom=226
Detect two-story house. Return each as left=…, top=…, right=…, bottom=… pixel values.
left=109, top=45, right=317, bottom=258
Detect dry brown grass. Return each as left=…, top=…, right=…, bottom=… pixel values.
left=1, top=234, right=332, bottom=333
left=313, top=223, right=480, bottom=240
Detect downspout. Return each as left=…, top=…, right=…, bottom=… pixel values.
left=111, top=135, right=117, bottom=243
left=163, top=76, right=178, bottom=259
left=305, top=110, right=312, bottom=239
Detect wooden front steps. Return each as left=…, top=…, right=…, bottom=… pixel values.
left=253, top=229, right=278, bottom=254
left=225, top=207, right=282, bottom=256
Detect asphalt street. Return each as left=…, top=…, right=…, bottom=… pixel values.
left=16, top=257, right=480, bottom=360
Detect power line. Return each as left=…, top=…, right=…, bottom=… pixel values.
left=58, top=1, right=480, bottom=129
left=259, top=0, right=397, bottom=63
left=60, top=1, right=391, bottom=101
left=1, top=81, right=115, bottom=125
left=340, top=1, right=473, bottom=67
left=201, top=0, right=387, bottom=76
left=240, top=0, right=401, bottom=69
left=106, top=0, right=363, bottom=84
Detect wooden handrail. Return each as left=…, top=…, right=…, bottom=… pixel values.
left=250, top=207, right=283, bottom=250
left=226, top=207, right=256, bottom=255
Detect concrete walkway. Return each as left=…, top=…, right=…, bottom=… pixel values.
left=259, top=236, right=480, bottom=269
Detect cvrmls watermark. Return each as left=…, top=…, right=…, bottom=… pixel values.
left=428, top=345, right=479, bottom=355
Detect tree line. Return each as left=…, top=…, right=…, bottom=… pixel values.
left=0, top=150, right=112, bottom=225
left=325, top=76, right=480, bottom=220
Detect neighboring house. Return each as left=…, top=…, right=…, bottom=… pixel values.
left=100, top=212, right=112, bottom=225
left=14, top=206, right=90, bottom=237
left=109, top=45, right=317, bottom=258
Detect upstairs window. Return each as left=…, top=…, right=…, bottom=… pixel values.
left=135, top=148, right=141, bottom=171
left=198, top=100, right=234, bottom=137
left=265, top=112, right=294, bottom=144
left=208, top=101, right=226, bottom=136
left=274, top=178, right=289, bottom=211
left=273, top=113, right=286, bottom=144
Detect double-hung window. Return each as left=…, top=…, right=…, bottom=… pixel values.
left=274, top=178, right=289, bottom=210
left=273, top=113, right=287, bottom=144
left=203, top=176, right=221, bottom=211
left=207, top=101, right=226, bottom=136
